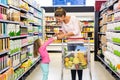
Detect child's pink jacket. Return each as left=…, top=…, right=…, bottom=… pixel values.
left=38, top=38, right=54, bottom=63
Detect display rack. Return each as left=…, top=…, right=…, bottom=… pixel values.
left=95, top=0, right=120, bottom=79
left=0, top=0, right=44, bottom=80
left=45, top=16, right=62, bottom=43
left=80, top=20, right=94, bottom=43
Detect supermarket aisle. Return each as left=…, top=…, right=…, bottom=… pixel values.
left=26, top=53, right=115, bottom=80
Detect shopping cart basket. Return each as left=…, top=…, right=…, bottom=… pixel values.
left=61, top=38, right=92, bottom=80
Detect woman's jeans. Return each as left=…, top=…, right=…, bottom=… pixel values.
left=41, top=63, right=49, bottom=80
left=68, top=44, right=83, bottom=80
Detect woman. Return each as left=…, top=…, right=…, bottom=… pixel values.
left=54, top=7, right=83, bottom=80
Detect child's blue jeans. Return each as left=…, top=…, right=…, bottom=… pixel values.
left=40, top=63, right=49, bottom=80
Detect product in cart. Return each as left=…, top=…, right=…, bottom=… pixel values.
left=64, top=42, right=88, bottom=70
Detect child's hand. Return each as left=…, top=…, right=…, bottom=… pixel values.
left=53, top=36, right=57, bottom=40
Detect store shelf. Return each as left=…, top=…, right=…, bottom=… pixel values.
left=107, top=30, right=120, bottom=33
left=46, top=32, right=55, bottom=34
left=80, top=20, right=94, bottom=22
left=10, top=35, right=28, bottom=39
left=107, top=20, right=120, bottom=24
left=23, top=0, right=41, bottom=12
left=13, top=63, right=21, bottom=70
left=0, top=19, right=20, bottom=24
left=82, top=31, right=94, bottom=33
left=0, top=50, right=9, bottom=56
left=20, top=25, right=28, bottom=28
left=34, top=15, right=42, bottom=20
left=16, top=57, right=40, bottom=80
left=20, top=15, right=28, bottom=19
left=0, top=36, right=9, bottom=39
left=100, top=23, right=107, bottom=27
left=97, top=55, right=120, bottom=79
left=21, top=43, right=33, bottom=47
left=0, top=3, right=9, bottom=8
left=29, top=11, right=34, bottom=14
left=21, top=58, right=29, bottom=63
left=20, top=8, right=28, bottom=13
left=9, top=5, right=20, bottom=11
left=107, top=0, right=118, bottom=9
left=0, top=67, right=10, bottom=74
left=98, top=32, right=106, bottom=35
left=29, top=22, right=41, bottom=26
left=111, top=42, right=120, bottom=46
left=46, top=25, right=61, bottom=27
left=9, top=51, right=21, bottom=57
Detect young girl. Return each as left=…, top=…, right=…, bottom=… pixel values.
left=33, top=37, right=57, bottom=80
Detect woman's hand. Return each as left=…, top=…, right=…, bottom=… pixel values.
left=57, top=34, right=65, bottom=39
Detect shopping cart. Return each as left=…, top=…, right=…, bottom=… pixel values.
left=61, top=38, right=92, bottom=80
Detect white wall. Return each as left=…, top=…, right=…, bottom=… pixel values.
left=35, top=0, right=95, bottom=7
left=35, top=0, right=52, bottom=6
left=86, top=0, right=95, bottom=6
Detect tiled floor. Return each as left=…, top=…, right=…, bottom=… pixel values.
left=26, top=53, right=115, bottom=80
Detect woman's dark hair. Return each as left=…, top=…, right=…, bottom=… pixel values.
left=54, top=7, right=66, bottom=17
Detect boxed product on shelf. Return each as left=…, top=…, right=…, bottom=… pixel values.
left=20, top=27, right=28, bottom=36
left=114, top=0, right=120, bottom=11
left=0, top=55, right=9, bottom=71
left=7, top=8, right=20, bottom=22
left=0, top=74, right=6, bottom=80
left=14, top=68, right=24, bottom=79
left=6, top=24, right=20, bottom=36
left=27, top=45, right=33, bottom=59
left=21, top=53, right=27, bottom=61
left=21, top=38, right=28, bottom=46
left=10, top=53, right=20, bottom=67
left=20, top=59, right=32, bottom=71
left=0, top=38, right=10, bottom=52
left=33, top=35, right=39, bottom=41
left=28, top=25, right=33, bottom=34
left=10, top=39, right=21, bottom=54
left=8, top=0, right=20, bottom=8
left=114, top=11, right=120, bottom=21
left=107, top=42, right=120, bottom=57
left=107, top=32, right=120, bottom=43
left=4, top=68, right=14, bottom=80
left=100, top=25, right=107, bottom=33
left=33, top=27, right=39, bottom=34
left=107, top=23, right=114, bottom=31
left=19, top=0, right=29, bottom=11
left=29, top=7, right=34, bottom=13
left=100, top=35, right=107, bottom=45
left=0, top=6, right=7, bottom=20
left=100, top=13, right=107, bottom=25
left=27, top=13, right=34, bottom=23
left=27, top=36, right=33, bottom=44
left=104, top=51, right=120, bottom=73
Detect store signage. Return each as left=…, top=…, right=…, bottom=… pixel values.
left=53, top=0, right=86, bottom=5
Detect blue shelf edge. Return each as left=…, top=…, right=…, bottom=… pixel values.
left=0, top=3, right=9, bottom=8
